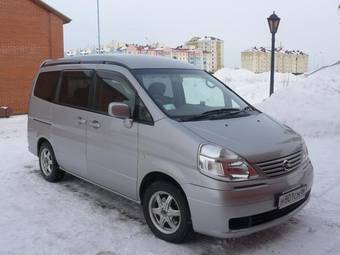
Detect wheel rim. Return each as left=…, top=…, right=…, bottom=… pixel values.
left=148, top=191, right=181, bottom=234
left=40, top=148, right=53, bottom=176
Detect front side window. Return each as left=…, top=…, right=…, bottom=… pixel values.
left=94, top=70, right=136, bottom=115
left=59, top=71, right=93, bottom=108
left=136, top=98, right=153, bottom=124
left=34, top=71, right=60, bottom=102
left=133, top=69, right=253, bottom=121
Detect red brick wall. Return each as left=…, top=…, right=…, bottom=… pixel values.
left=0, top=0, right=66, bottom=114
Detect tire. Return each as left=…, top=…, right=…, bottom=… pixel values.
left=142, top=181, right=192, bottom=243
left=38, top=142, right=65, bottom=182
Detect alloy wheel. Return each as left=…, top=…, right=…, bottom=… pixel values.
left=148, top=191, right=181, bottom=234
left=40, top=148, right=53, bottom=176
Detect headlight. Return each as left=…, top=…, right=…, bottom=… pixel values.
left=198, top=144, right=258, bottom=181
left=302, top=140, right=309, bottom=164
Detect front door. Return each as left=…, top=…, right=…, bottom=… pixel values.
left=86, top=70, right=138, bottom=199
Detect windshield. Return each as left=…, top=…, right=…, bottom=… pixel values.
left=133, top=69, right=252, bottom=121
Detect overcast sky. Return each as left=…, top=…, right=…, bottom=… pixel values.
left=44, top=0, right=340, bottom=70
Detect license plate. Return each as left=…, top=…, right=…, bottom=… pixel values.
left=278, top=185, right=307, bottom=209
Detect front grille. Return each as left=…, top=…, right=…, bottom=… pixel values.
left=256, top=150, right=303, bottom=177
left=229, top=190, right=310, bottom=230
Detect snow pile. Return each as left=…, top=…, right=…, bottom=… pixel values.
left=214, top=68, right=300, bottom=104
left=214, top=64, right=340, bottom=137
left=258, top=64, right=340, bottom=137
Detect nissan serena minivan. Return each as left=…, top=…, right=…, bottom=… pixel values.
left=28, top=55, right=313, bottom=243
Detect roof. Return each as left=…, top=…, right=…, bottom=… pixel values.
left=31, top=0, right=71, bottom=24
left=187, top=36, right=223, bottom=42
left=243, top=46, right=308, bottom=55
left=42, top=54, right=200, bottom=70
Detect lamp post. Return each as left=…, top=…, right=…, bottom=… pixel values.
left=267, top=11, right=280, bottom=96
left=97, top=0, right=101, bottom=54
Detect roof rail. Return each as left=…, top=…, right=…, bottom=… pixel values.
left=41, top=60, right=130, bottom=70
left=40, top=59, right=52, bottom=68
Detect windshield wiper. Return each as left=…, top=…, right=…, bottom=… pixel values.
left=241, top=106, right=254, bottom=112
left=181, top=108, right=242, bottom=121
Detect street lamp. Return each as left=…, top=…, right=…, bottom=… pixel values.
left=97, top=0, right=101, bottom=54
left=267, top=11, right=280, bottom=96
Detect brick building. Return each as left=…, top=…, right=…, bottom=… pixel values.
left=0, top=0, right=71, bottom=114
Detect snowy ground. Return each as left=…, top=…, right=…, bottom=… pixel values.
left=1, top=63, right=340, bottom=254
left=1, top=116, right=339, bottom=255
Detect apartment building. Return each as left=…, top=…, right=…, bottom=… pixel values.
left=171, top=48, right=189, bottom=62
left=241, top=47, right=309, bottom=74
left=187, top=49, right=204, bottom=70
left=185, top=36, right=224, bottom=73
left=66, top=44, right=210, bottom=71
left=202, top=51, right=213, bottom=73
left=65, top=36, right=225, bottom=72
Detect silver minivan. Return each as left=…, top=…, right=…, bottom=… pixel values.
left=28, top=55, right=313, bottom=243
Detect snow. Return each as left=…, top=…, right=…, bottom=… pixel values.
left=243, top=46, right=307, bottom=55
left=215, top=68, right=300, bottom=104
left=215, top=64, right=340, bottom=137
left=0, top=63, right=340, bottom=254
left=1, top=116, right=340, bottom=254
left=258, top=64, right=340, bottom=137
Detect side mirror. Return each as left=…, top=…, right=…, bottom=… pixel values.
left=108, top=102, right=130, bottom=119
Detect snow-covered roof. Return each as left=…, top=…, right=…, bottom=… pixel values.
left=186, top=36, right=223, bottom=43
left=198, top=36, right=222, bottom=41
left=243, top=47, right=307, bottom=55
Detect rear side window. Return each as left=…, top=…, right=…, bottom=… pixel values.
left=59, top=71, right=93, bottom=109
left=34, top=71, right=60, bottom=102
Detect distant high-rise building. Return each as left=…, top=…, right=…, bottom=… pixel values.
left=241, top=47, right=309, bottom=74
left=185, top=36, right=224, bottom=73
left=65, top=36, right=225, bottom=72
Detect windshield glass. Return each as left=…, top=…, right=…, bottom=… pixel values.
left=133, top=69, right=251, bottom=121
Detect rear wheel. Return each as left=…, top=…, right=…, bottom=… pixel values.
left=143, top=181, right=192, bottom=243
left=38, top=142, right=64, bottom=182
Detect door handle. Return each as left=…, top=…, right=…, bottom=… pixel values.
left=89, top=120, right=101, bottom=129
left=77, top=116, right=86, bottom=125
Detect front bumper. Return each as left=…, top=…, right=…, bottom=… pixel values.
left=184, top=161, right=313, bottom=239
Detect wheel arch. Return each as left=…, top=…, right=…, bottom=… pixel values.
left=139, top=171, right=189, bottom=207
left=37, top=137, right=52, bottom=153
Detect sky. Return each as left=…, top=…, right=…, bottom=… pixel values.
left=44, top=0, right=340, bottom=71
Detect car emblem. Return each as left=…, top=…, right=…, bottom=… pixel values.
left=282, top=160, right=290, bottom=171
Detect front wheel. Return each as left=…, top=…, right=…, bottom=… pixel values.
left=142, top=181, right=192, bottom=243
